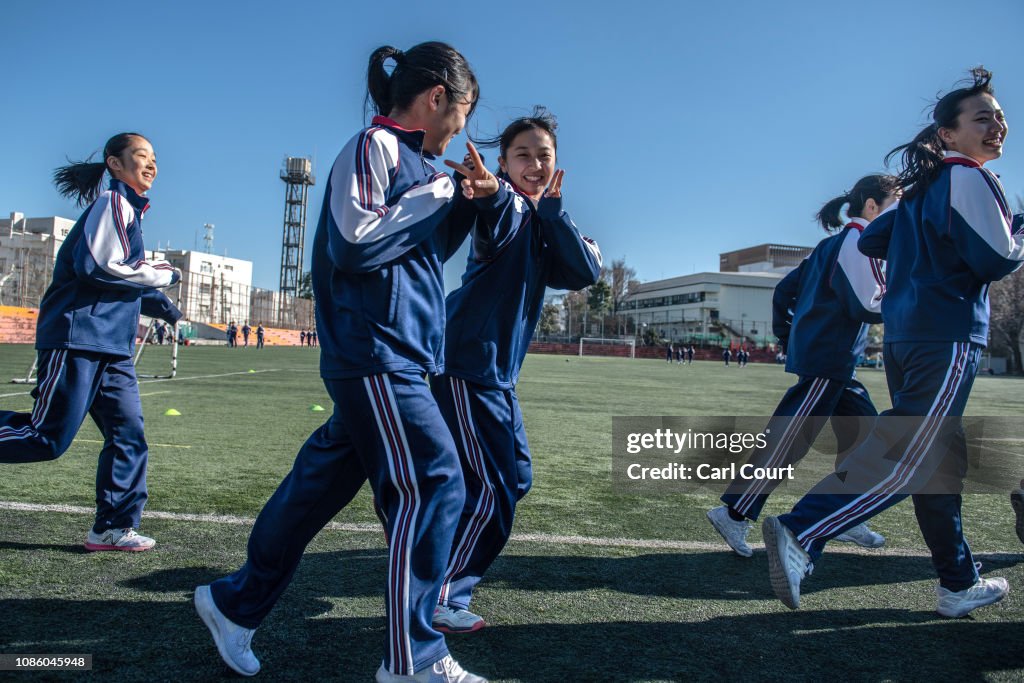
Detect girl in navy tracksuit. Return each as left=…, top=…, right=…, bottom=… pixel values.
left=0, top=133, right=181, bottom=551
left=430, top=109, right=602, bottom=633
left=196, top=43, right=490, bottom=682
left=765, top=68, right=1023, bottom=617
left=707, top=174, right=898, bottom=557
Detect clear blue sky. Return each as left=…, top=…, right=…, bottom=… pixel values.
left=3, top=0, right=1022, bottom=292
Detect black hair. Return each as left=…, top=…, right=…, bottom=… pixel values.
left=476, top=106, right=558, bottom=161
left=816, top=174, right=901, bottom=232
left=53, top=132, right=148, bottom=207
left=885, top=67, right=996, bottom=199
left=365, top=42, right=479, bottom=120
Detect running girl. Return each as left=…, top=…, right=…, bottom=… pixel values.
left=0, top=132, right=181, bottom=552
left=195, top=43, right=490, bottom=682
left=764, top=67, right=1023, bottom=617
left=707, top=174, right=898, bottom=556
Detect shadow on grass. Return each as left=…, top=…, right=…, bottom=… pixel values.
left=0, top=540, right=90, bottom=554
left=1, top=596, right=1020, bottom=681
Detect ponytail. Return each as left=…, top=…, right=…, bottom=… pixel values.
left=887, top=66, right=994, bottom=199
left=816, top=174, right=900, bottom=233
left=52, top=132, right=146, bottom=206
left=816, top=193, right=851, bottom=232
left=363, top=41, right=478, bottom=120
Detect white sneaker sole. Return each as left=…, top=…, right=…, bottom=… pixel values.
left=194, top=586, right=259, bottom=677
left=706, top=509, right=753, bottom=557
left=763, top=517, right=800, bottom=610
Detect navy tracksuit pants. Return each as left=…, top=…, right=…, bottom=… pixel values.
left=210, top=371, right=465, bottom=676
left=431, top=376, right=532, bottom=611
left=780, top=342, right=981, bottom=591
left=721, top=376, right=877, bottom=521
left=0, top=349, right=149, bottom=531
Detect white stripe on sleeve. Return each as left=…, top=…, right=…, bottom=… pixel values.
left=329, top=128, right=454, bottom=246
left=950, top=166, right=1024, bottom=261
left=84, top=192, right=177, bottom=288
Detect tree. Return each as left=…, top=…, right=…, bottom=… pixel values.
left=989, top=267, right=1024, bottom=375
left=587, top=279, right=612, bottom=337
left=561, top=289, right=587, bottom=338
left=297, top=271, right=313, bottom=300
left=536, top=302, right=561, bottom=337
left=604, top=258, right=638, bottom=335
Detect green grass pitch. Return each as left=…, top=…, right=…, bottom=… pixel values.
left=0, top=343, right=1022, bottom=681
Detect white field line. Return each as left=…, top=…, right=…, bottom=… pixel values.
left=0, top=369, right=283, bottom=400
left=0, top=501, right=950, bottom=557
left=73, top=438, right=190, bottom=449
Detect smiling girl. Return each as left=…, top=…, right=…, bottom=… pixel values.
left=0, top=132, right=181, bottom=552
left=763, top=67, right=1024, bottom=618
left=431, top=108, right=602, bottom=633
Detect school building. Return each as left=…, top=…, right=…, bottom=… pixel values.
left=623, top=271, right=785, bottom=347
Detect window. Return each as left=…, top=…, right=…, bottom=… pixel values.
left=224, top=264, right=234, bottom=271
left=200, top=261, right=213, bottom=274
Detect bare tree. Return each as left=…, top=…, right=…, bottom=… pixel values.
left=990, top=266, right=1024, bottom=375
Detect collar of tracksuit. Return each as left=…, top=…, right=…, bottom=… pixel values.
left=846, top=217, right=869, bottom=232
left=371, top=115, right=434, bottom=159
left=109, top=178, right=151, bottom=215
left=943, top=150, right=982, bottom=168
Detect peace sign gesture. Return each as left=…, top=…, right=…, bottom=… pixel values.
left=445, top=142, right=499, bottom=199
left=544, top=169, right=565, bottom=198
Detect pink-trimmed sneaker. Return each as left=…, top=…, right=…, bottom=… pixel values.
left=85, top=527, right=156, bottom=552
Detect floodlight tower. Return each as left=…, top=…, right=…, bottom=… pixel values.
left=279, top=158, right=315, bottom=309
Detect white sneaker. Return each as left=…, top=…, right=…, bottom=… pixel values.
left=194, top=585, right=260, bottom=676
left=375, top=655, right=487, bottom=682
left=84, top=527, right=156, bottom=552
left=432, top=604, right=486, bottom=634
left=706, top=506, right=753, bottom=557
left=763, top=516, right=812, bottom=610
left=834, top=522, right=886, bottom=548
left=936, top=577, right=1009, bottom=618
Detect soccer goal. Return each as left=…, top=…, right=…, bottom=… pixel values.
left=578, top=337, right=636, bottom=359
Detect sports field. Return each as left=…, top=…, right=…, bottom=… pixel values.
left=0, top=343, right=1022, bottom=681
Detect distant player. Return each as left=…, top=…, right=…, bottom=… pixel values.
left=686, top=345, right=694, bottom=364
left=241, top=322, right=251, bottom=347
left=0, top=132, right=181, bottom=551
left=432, top=108, right=602, bottom=634
left=194, top=42, right=488, bottom=681
left=299, top=329, right=305, bottom=346
left=763, top=67, right=1020, bottom=617
left=707, top=173, right=898, bottom=557
left=256, top=323, right=264, bottom=349
left=722, top=348, right=731, bottom=366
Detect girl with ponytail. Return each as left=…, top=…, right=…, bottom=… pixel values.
left=0, top=132, right=182, bottom=554
left=431, top=107, right=602, bottom=634
left=708, top=173, right=898, bottom=557
left=764, top=68, right=1023, bottom=618
left=199, top=43, right=490, bottom=683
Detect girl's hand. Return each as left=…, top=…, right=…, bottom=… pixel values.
left=445, top=142, right=498, bottom=199
left=544, top=169, right=564, bottom=198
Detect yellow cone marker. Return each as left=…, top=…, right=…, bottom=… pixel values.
left=248, top=369, right=256, bottom=373
left=164, top=408, right=182, bottom=416
left=310, top=404, right=325, bottom=412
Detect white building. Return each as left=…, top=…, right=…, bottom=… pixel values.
left=159, top=250, right=254, bottom=324
left=0, top=212, right=76, bottom=306
left=623, top=271, right=784, bottom=345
